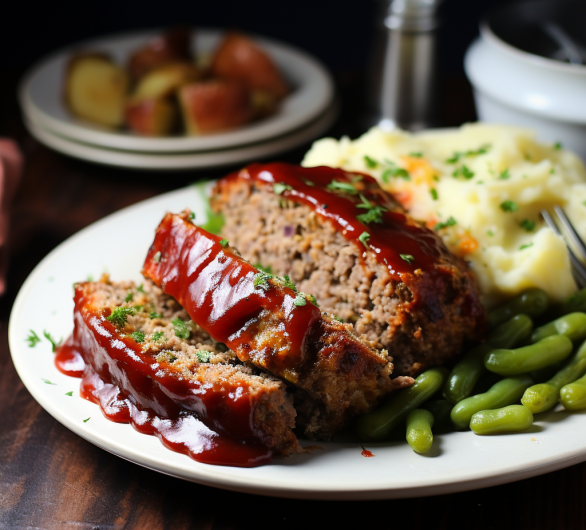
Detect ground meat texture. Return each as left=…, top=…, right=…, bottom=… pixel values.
left=142, top=213, right=408, bottom=440
left=211, top=175, right=485, bottom=378
left=76, top=277, right=301, bottom=456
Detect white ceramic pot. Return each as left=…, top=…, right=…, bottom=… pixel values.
left=464, top=10, right=586, bottom=160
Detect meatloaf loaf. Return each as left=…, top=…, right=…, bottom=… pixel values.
left=211, top=162, right=485, bottom=377
left=142, top=212, right=409, bottom=439
left=71, top=277, right=301, bottom=459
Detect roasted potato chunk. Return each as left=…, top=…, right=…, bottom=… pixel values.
left=178, top=80, right=253, bottom=135
left=128, top=27, right=192, bottom=81
left=210, top=32, right=288, bottom=104
left=132, top=62, right=200, bottom=100
left=125, top=97, right=177, bottom=136
left=65, top=54, right=128, bottom=127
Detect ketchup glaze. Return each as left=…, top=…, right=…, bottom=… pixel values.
left=55, top=284, right=273, bottom=467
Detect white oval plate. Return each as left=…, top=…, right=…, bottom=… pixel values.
left=19, top=29, right=334, bottom=153
left=9, top=185, right=586, bottom=500
left=24, top=102, right=337, bottom=170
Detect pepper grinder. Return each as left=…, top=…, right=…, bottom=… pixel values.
left=365, top=0, right=444, bottom=131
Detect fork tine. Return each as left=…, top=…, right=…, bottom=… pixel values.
left=554, top=206, right=586, bottom=263
left=542, top=209, right=586, bottom=288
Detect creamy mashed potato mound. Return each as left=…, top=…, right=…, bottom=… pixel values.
left=302, top=123, right=586, bottom=307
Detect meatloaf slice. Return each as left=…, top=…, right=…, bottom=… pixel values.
left=142, top=212, right=407, bottom=440
left=71, top=277, right=301, bottom=458
left=211, top=163, right=485, bottom=377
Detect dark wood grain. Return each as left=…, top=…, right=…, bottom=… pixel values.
left=2, top=69, right=586, bottom=530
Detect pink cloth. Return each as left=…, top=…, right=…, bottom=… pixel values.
left=0, top=140, right=23, bottom=295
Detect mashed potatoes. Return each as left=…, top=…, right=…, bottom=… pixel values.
left=302, top=123, right=586, bottom=307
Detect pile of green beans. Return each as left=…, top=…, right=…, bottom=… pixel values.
left=355, top=287, right=586, bottom=455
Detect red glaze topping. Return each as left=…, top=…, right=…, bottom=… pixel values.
left=226, top=163, right=450, bottom=280
left=143, top=213, right=321, bottom=373
left=360, top=446, right=376, bottom=457
left=54, top=284, right=273, bottom=467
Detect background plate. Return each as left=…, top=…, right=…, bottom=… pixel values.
left=9, top=186, right=586, bottom=500
left=19, top=29, right=334, bottom=153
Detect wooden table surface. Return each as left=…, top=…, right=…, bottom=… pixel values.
left=2, top=70, right=586, bottom=530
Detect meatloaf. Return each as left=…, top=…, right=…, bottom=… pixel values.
left=211, top=162, right=485, bottom=377
left=71, top=276, right=301, bottom=459
left=142, top=212, right=408, bottom=439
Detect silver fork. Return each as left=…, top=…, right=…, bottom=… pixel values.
left=542, top=206, right=586, bottom=288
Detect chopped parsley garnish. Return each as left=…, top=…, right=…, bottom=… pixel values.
left=41, top=378, right=56, bottom=385
left=409, top=152, right=423, bottom=158
left=430, top=188, right=438, bottom=201
left=452, top=165, right=475, bottom=179
left=435, top=216, right=457, bottom=231
left=307, top=294, right=319, bottom=306
left=131, top=331, right=145, bottom=343
left=487, top=230, right=494, bottom=237
left=281, top=275, right=297, bottom=292
left=303, top=178, right=315, bottom=187
left=152, top=331, right=166, bottom=342
left=381, top=161, right=410, bottom=182
left=171, top=318, right=190, bottom=340
left=83, top=417, right=91, bottom=423
left=274, top=182, right=293, bottom=195
left=293, top=294, right=307, bottom=306
left=65, top=391, right=73, bottom=396
left=583, top=200, right=586, bottom=207
left=125, top=292, right=134, bottom=302
left=26, top=330, right=41, bottom=348
left=499, top=169, right=510, bottom=180
left=355, top=194, right=387, bottom=224
left=550, top=168, right=555, bottom=174
left=87, top=274, right=94, bottom=282
left=219, top=239, right=229, bottom=247
left=400, top=254, right=414, bottom=265
left=333, top=316, right=344, bottom=323
left=253, top=271, right=273, bottom=291
left=554, top=142, right=562, bottom=150
left=500, top=200, right=519, bottom=213
left=149, top=311, right=162, bottom=319
left=156, top=351, right=177, bottom=363
left=189, top=211, right=196, bottom=219
left=520, top=219, right=536, bottom=232
left=137, top=284, right=146, bottom=293
left=364, top=155, right=378, bottom=168
left=327, top=180, right=358, bottom=194
left=133, top=305, right=143, bottom=312
left=106, top=307, right=136, bottom=327
left=153, top=251, right=161, bottom=263
left=358, top=232, right=370, bottom=249
left=196, top=350, right=211, bottom=363
left=446, top=144, right=491, bottom=164
left=255, top=263, right=273, bottom=274
left=520, top=243, right=534, bottom=250
left=43, top=330, right=62, bottom=352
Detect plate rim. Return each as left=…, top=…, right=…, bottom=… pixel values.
left=9, top=185, right=586, bottom=500
left=18, top=27, right=334, bottom=153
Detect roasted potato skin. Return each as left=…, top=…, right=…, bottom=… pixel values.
left=210, top=32, right=288, bottom=101
left=132, top=62, right=200, bottom=100
left=128, top=27, right=192, bottom=82
left=65, top=53, right=128, bottom=127
left=179, top=80, right=253, bottom=135
left=125, top=97, right=177, bottom=136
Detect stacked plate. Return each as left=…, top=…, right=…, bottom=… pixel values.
left=19, top=29, right=336, bottom=170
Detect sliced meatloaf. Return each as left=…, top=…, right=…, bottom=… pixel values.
left=142, top=212, right=407, bottom=439
left=211, top=162, right=485, bottom=377
left=71, top=276, right=301, bottom=457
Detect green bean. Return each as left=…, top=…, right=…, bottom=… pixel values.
left=522, top=340, right=586, bottom=413
left=406, top=409, right=434, bottom=453
left=442, top=315, right=533, bottom=404
left=488, top=288, right=549, bottom=328
left=450, top=375, right=533, bottom=430
left=470, top=405, right=534, bottom=435
left=531, top=313, right=586, bottom=343
left=355, top=368, right=447, bottom=442
left=422, top=399, right=454, bottom=433
left=560, top=373, right=586, bottom=410
left=484, top=335, right=573, bottom=376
